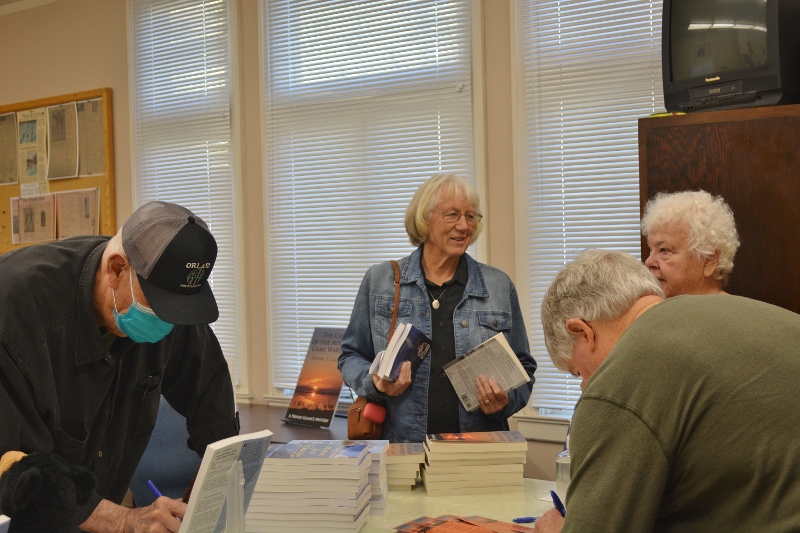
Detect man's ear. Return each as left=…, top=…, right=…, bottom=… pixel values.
left=703, top=249, right=720, bottom=278
left=105, top=253, right=128, bottom=290
left=565, top=318, right=596, bottom=351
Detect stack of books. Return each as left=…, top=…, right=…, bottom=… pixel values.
left=290, top=439, right=389, bottom=516
left=386, top=443, right=425, bottom=490
left=421, top=430, right=528, bottom=497
left=360, top=440, right=389, bottom=515
left=246, top=442, right=372, bottom=532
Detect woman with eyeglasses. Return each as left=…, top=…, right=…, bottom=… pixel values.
left=338, top=173, right=537, bottom=442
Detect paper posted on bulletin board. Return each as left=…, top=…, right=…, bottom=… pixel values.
left=0, top=88, right=115, bottom=254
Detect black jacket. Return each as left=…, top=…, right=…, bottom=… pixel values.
left=0, top=237, right=238, bottom=523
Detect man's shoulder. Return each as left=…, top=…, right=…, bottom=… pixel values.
left=0, top=237, right=108, bottom=301
left=0, top=236, right=108, bottom=267
left=607, top=294, right=800, bottom=386
left=641, top=294, right=799, bottom=328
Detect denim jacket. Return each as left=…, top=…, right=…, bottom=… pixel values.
left=338, top=246, right=536, bottom=442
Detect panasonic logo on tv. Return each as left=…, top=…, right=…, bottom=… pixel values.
left=705, top=76, right=721, bottom=83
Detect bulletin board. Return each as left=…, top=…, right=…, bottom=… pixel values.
left=0, top=88, right=115, bottom=254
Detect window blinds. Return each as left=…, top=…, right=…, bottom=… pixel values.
left=519, top=0, right=665, bottom=412
left=129, top=0, right=242, bottom=382
left=263, top=0, right=474, bottom=391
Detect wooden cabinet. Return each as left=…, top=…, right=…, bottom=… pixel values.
left=639, top=104, right=800, bottom=314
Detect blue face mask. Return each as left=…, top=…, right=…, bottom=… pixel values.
left=113, top=272, right=174, bottom=343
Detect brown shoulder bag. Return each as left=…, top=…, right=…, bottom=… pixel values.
left=347, top=260, right=400, bottom=440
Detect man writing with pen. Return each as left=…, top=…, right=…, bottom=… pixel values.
left=533, top=249, right=800, bottom=532
left=0, top=202, right=239, bottom=532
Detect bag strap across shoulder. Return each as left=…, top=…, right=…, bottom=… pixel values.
left=347, top=260, right=401, bottom=406
left=390, top=260, right=400, bottom=334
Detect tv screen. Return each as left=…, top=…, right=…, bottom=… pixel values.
left=670, top=0, right=768, bottom=83
left=663, top=0, right=800, bottom=112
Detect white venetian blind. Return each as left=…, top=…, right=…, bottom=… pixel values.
left=129, top=0, right=242, bottom=381
left=519, top=0, right=665, bottom=412
left=263, top=0, right=474, bottom=391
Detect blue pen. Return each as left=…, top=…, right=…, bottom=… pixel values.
left=512, top=516, right=537, bottom=523
left=147, top=480, right=163, bottom=499
left=550, top=489, right=566, bottom=517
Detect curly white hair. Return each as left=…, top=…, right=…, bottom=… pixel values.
left=641, top=190, right=740, bottom=286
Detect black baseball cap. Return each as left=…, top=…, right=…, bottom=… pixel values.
left=121, top=201, right=219, bottom=325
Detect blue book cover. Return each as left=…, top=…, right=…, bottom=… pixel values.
left=387, top=324, right=432, bottom=382
left=263, top=442, right=370, bottom=465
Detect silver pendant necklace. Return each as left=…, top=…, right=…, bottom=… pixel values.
left=428, top=285, right=449, bottom=310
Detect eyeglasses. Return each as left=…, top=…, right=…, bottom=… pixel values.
left=433, top=210, right=483, bottom=225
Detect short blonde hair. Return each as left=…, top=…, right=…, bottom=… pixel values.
left=641, top=190, right=740, bottom=285
left=405, top=173, right=483, bottom=246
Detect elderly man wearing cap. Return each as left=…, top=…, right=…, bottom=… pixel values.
left=0, top=201, right=238, bottom=532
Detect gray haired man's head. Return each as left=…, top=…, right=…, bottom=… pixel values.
left=540, top=249, right=664, bottom=371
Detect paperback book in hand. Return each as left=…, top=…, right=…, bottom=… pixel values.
left=369, top=323, right=432, bottom=382
left=442, top=332, right=530, bottom=412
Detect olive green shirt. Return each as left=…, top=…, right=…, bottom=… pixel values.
left=564, top=295, right=800, bottom=532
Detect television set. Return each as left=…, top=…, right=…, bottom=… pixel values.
left=662, top=0, right=800, bottom=112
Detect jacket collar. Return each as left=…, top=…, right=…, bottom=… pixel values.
left=75, top=240, right=114, bottom=366
left=402, top=245, right=489, bottom=299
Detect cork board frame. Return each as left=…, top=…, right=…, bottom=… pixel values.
left=0, top=87, right=115, bottom=254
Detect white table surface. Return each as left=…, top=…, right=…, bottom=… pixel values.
left=361, top=478, right=556, bottom=532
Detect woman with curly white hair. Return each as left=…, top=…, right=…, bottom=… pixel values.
left=641, top=190, right=740, bottom=298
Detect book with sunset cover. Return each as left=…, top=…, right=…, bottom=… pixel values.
left=283, top=327, right=346, bottom=428
left=425, top=430, right=528, bottom=453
